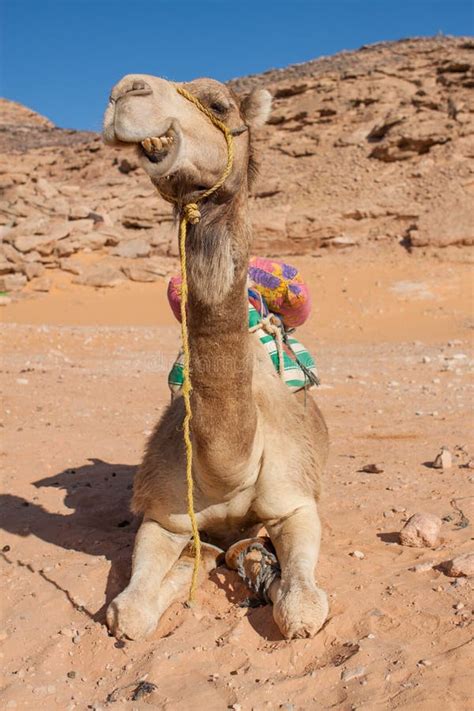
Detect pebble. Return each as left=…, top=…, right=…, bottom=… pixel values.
left=454, top=602, right=464, bottom=611
left=279, top=705, right=294, bottom=711
left=422, top=356, right=431, bottom=363
left=432, top=447, right=452, bottom=469
left=410, top=561, right=434, bottom=573
left=341, top=666, right=366, bottom=682
left=443, top=553, right=474, bottom=577
left=72, top=635, right=81, bottom=644
left=418, top=659, right=432, bottom=667
left=67, top=671, right=76, bottom=679
left=16, top=378, right=29, bottom=385
left=400, top=513, right=442, bottom=548
left=350, top=550, right=365, bottom=559
left=360, top=463, right=383, bottom=474
left=59, top=627, right=75, bottom=638
left=383, top=510, right=394, bottom=518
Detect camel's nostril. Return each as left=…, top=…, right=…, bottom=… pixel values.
left=116, top=80, right=153, bottom=100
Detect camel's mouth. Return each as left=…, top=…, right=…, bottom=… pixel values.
left=139, top=131, right=175, bottom=164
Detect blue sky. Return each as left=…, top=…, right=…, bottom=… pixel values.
left=1, top=0, right=472, bottom=131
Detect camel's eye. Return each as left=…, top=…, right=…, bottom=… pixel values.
left=210, top=101, right=228, bottom=115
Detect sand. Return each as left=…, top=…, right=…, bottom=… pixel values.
left=1, top=246, right=473, bottom=710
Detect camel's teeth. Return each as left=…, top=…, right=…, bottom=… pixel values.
left=150, top=137, right=163, bottom=150
left=141, top=138, right=153, bottom=153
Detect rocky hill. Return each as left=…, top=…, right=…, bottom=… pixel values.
left=1, top=36, right=473, bottom=294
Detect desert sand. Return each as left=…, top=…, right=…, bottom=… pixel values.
left=1, top=36, right=473, bottom=711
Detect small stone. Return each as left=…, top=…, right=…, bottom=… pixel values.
left=383, top=510, right=395, bottom=518
left=360, top=463, right=384, bottom=474
left=341, top=666, right=366, bottom=682
left=454, top=602, right=464, bottom=610
left=16, top=378, right=29, bottom=385
left=31, top=277, right=52, bottom=292
left=350, top=550, right=365, bottom=559
left=443, top=553, right=474, bottom=577
left=400, top=513, right=442, bottom=548
left=279, top=705, right=294, bottom=711
left=418, top=659, right=432, bottom=667
left=72, top=635, right=81, bottom=644
left=432, top=447, right=452, bottom=469
left=2, top=545, right=11, bottom=552
left=59, top=627, right=74, bottom=637
left=410, top=561, right=434, bottom=573
left=422, top=356, right=431, bottom=363
left=67, top=671, right=76, bottom=679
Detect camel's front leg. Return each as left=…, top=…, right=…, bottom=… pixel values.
left=266, top=503, right=328, bottom=639
left=106, top=517, right=189, bottom=640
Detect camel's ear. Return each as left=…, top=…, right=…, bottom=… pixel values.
left=241, top=89, right=272, bottom=128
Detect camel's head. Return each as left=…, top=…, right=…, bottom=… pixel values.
left=103, top=74, right=271, bottom=199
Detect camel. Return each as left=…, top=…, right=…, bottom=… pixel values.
left=102, top=74, right=329, bottom=640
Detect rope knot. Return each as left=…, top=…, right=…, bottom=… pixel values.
left=183, top=203, right=201, bottom=225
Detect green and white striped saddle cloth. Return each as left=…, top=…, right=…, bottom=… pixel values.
left=168, top=303, right=319, bottom=395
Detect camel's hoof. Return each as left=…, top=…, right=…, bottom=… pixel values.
left=106, top=590, right=157, bottom=641
left=273, top=585, right=328, bottom=639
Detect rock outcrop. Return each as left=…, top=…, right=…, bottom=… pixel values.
left=1, top=36, right=472, bottom=294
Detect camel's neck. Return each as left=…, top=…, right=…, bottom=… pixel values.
left=184, top=186, right=259, bottom=495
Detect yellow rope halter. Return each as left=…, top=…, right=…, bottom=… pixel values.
left=156, top=85, right=235, bottom=602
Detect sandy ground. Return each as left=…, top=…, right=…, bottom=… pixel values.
left=1, top=247, right=473, bottom=710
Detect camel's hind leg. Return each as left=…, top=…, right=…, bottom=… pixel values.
left=266, top=502, right=328, bottom=639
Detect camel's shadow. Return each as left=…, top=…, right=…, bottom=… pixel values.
left=0, top=458, right=282, bottom=640
left=0, top=458, right=138, bottom=623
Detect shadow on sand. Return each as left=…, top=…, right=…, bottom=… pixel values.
left=0, top=458, right=137, bottom=623
left=0, top=458, right=283, bottom=639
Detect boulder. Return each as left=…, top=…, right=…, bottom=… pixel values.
left=111, top=238, right=151, bottom=259
left=400, top=513, right=442, bottom=548
left=442, top=553, right=474, bottom=577
left=74, top=265, right=123, bottom=288
left=0, top=273, right=27, bottom=291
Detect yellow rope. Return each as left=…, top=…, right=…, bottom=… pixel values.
left=157, top=85, right=235, bottom=601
